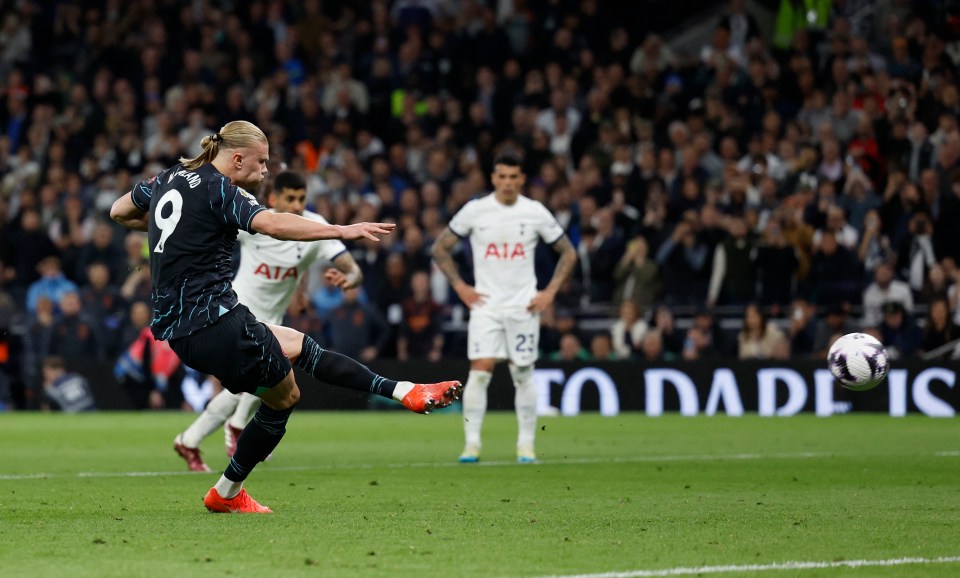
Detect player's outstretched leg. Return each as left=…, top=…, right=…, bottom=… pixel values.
left=459, top=369, right=492, bottom=463
left=511, top=363, right=538, bottom=463
left=294, top=334, right=461, bottom=413
left=174, top=389, right=242, bottom=471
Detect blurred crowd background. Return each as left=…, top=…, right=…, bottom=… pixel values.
left=2, top=0, right=960, bottom=410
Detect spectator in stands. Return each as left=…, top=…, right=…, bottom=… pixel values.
left=857, top=209, right=895, bottom=280
left=589, top=334, right=618, bottom=361
left=613, top=236, right=660, bottom=312
left=682, top=308, right=727, bottom=360
left=327, top=287, right=390, bottom=363
left=655, top=220, right=710, bottom=307
left=738, top=302, right=789, bottom=360
left=878, top=300, right=922, bottom=361
left=786, top=298, right=818, bottom=357
left=805, top=230, right=863, bottom=306
left=637, top=330, right=674, bottom=363
left=610, top=301, right=647, bottom=360
left=397, top=271, right=445, bottom=361
left=755, top=215, right=800, bottom=308
left=26, top=256, right=77, bottom=315
left=921, top=297, right=960, bottom=360
left=862, top=262, right=914, bottom=328
left=707, top=216, right=757, bottom=307
left=79, top=262, right=126, bottom=357
left=897, top=211, right=937, bottom=294
left=812, top=303, right=858, bottom=359
left=75, top=221, right=124, bottom=285
left=40, top=356, right=96, bottom=413
left=650, top=304, right=684, bottom=356
left=114, top=322, right=183, bottom=410
left=45, top=291, right=103, bottom=363
left=548, top=333, right=589, bottom=362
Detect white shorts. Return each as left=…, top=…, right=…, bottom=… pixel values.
left=467, top=307, right=540, bottom=366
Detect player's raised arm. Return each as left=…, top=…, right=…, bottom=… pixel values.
left=250, top=211, right=395, bottom=242
left=110, top=191, right=150, bottom=231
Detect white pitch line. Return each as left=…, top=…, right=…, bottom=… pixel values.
left=0, top=450, right=845, bottom=481
left=532, top=556, right=960, bottom=578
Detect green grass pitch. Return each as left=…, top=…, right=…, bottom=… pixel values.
left=1, top=410, right=959, bottom=578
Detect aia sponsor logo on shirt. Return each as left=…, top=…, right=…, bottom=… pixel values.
left=483, top=243, right=527, bottom=260
left=253, top=263, right=298, bottom=280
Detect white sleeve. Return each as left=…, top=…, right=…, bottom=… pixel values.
left=304, top=211, right=347, bottom=263
left=448, top=201, right=476, bottom=237
left=534, top=202, right=565, bottom=244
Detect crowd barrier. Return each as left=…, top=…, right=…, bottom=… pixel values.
left=68, top=359, right=960, bottom=417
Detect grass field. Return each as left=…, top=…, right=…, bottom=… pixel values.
left=1, top=410, right=959, bottom=578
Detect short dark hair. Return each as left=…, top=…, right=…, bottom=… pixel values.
left=273, top=171, right=306, bottom=192
left=42, top=356, right=65, bottom=371
left=493, top=152, right=523, bottom=169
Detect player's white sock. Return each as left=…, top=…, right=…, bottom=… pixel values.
left=510, top=363, right=537, bottom=448
left=215, top=475, right=243, bottom=499
left=392, top=381, right=415, bottom=402
left=180, top=390, right=241, bottom=448
left=228, top=393, right=262, bottom=430
left=462, top=370, right=492, bottom=447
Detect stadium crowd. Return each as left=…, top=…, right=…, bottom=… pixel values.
left=1, top=0, right=960, bottom=409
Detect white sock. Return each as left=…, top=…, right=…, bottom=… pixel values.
left=392, top=381, right=415, bottom=402
left=510, top=363, right=537, bottom=448
left=462, top=370, right=492, bottom=447
left=214, top=475, right=243, bottom=499
left=180, top=390, right=241, bottom=448
left=228, top=393, right=262, bottom=429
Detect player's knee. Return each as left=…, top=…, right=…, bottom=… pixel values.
left=283, top=384, right=301, bottom=408
left=508, top=363, right=534, bottom=386
left=471, top=359, right=496, bottom=373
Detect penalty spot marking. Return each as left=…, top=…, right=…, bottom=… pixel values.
left=532, top=556, right=960, bottom=578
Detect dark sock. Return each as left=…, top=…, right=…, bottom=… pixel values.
left=295, top=335, right=398, bottom=399
left=224, top=403, right=295, bottom=482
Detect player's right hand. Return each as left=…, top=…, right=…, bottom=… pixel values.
left=455, top=283, right=487, bottom=309
left=341, top=222, right=396, bottom=241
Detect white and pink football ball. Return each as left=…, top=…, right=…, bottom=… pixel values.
left=828, top=332, right=889, bottom=391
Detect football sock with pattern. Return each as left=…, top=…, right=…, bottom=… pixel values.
left=222, top=403, right=296, bottom=490
left=510, top=363, right=537, bottom=448
left=295, top=335, right=399, bottom=399
left=462, top=370, right=493, bottom=447
left=181, top=390, right=240, bottom=448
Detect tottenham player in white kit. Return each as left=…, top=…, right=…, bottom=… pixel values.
left=173, top=172, right=362, bottom=471
left=432, top=153, right=577, bottom=463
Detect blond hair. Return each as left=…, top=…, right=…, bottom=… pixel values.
left=178, top=120, right=268, bottom=170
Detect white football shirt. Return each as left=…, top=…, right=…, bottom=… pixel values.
left=448, top=194, right=564, bottom=309
left=233, top=209, right=347, bottom=324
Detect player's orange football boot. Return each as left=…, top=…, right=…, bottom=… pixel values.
left=401, top=380, right=463, bottom=414
left=203, top=487, right=272, bottom=514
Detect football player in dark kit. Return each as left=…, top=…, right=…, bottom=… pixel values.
left=111, top=120, right=462, bottom=514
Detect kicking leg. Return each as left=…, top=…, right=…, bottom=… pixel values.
left=266, top=324, right=461, bottom=413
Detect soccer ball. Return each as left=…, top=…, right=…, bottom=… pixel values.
left=828, top=332, right=889, bottom=391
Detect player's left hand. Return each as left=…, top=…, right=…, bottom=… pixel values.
left=324, top=268, right=350, bottom=289
left=527, top=290, right=556, bottom=312
left=341, top=222, right=396, bottom=241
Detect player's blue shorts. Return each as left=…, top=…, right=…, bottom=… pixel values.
left=169, top=304, right=292, bottom=395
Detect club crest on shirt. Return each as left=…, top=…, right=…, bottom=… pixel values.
left=238, top=187, right=259, bottom=206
